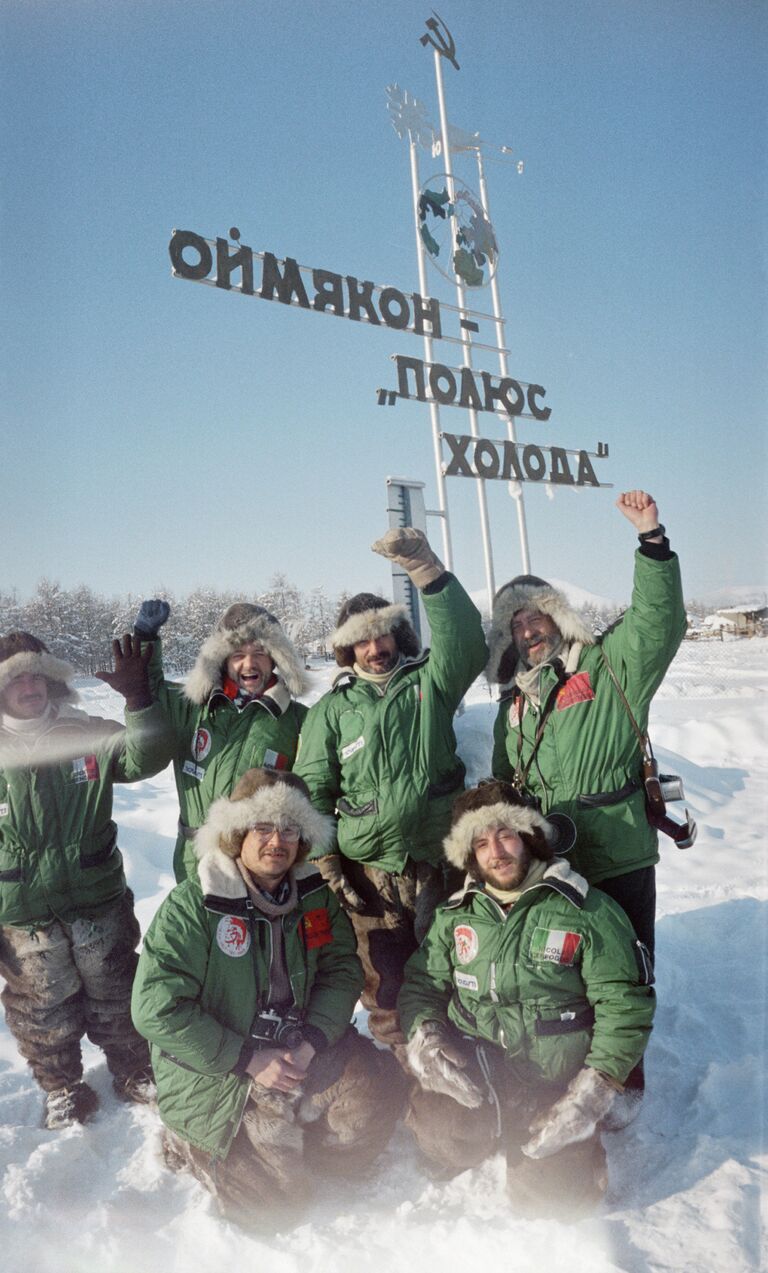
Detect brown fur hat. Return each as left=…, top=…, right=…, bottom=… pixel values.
left=183, top=603, right=308, bottom=704
left=486, top=575, right=595, bottom=685
left=443, top=779, right=575, bottom=870
left=330, top=593, right=420, bottom=668
left=194, top=767, right=334, bottom=863
left=0, top=631, right=77, bottom=706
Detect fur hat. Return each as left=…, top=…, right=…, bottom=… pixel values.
left=486, top=575, right=595, bottom=684
left=184, top=603, right=308, bottom=704
left=443, top=779, right=576, bottom=870
left=0, top=631, right=77, bottom=705
left=331, top=593, right=420, bottom=668
left=195, top=767, right=334, bottom=863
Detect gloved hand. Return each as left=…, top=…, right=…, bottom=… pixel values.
left=95, top=635, right=153, bottom=711
left=521, top=1067, right=619, bottom=1159
left=314, top=854, right=368, bottom=915
left=370, top=527, right=445, bottom=590
left=406, top=1021, right=484, bottom=1108
left=134, top=599, right=171, bottom=639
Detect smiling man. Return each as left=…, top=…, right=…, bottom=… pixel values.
left=295, top=527, right=487, bottom=1049
left=132, top=768, right=402, bottom=1229
left=398, top=779, right=655, bottom=1218
left=133, top=599, right=309, bottom=881
left=486, top=490, right=687, bottom=961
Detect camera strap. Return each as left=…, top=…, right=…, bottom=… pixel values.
left=599, top=647, right=696, bottom=847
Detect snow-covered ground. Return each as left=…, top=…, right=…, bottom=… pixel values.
left=1, top=640, right=766, bottom=1272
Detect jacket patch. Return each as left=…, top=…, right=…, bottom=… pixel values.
left=192, top=728, right=212, bottom=760
left=454, top=924, right=479, bottom=965
left=341, top=736, right=365, bottom=760
left=0, top=803, right=8, bottom=817
left=454, top=970, right=479, bottom=991
left=530, top=926, right=582, bottom=966
left=263, top=749, right=288, bottom=770
left=72, top=755, right=100, bottom=783
left=182, top=760, right=205, bottom=781
left=216, top=916, right=251, bottom=957
left=302, top=907, right=333, bottom=949
left=556, top=672, right=595, bottom=711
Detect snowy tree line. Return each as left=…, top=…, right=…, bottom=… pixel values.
left=0, top=578, right=353, bottom=675
left=3, top=579, right=706, bottom=678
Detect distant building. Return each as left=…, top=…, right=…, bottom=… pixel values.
left=702, top=606, right=768, bottom=636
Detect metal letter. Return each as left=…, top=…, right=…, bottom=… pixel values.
left=379, top=287, right=411, bottom=330
left=443, top=433, right=474, bottom=476
left=395, top=356, right=427, bottom=401
left=419, top=11, right=460, bottom=71
left=576, top=451, right=600, bottom=487
left=527, top=384, right=552, bottom=422
left=500, top=440, right=523, bottom=481
left=549, top=447, right=575, bottom=485
left=259, top=254, right=310, bottom=308
left=474, top=439, right=501, bottom=479
left=215, top=238, right=254, bottom=293
left=481, top=372, right=525, bottom=418
left=522, top=445, right=547, bottom=482
left=312, top=269, right=345, bottom=316
left=412, top=292, right=442, bottom=338
left=429, top=362, right=457, bottom=405
left=347, top=277, right=381, bottom=325
left=458, top=366, right=483, bottom=411
left=169, top=230, right=213, bottom=281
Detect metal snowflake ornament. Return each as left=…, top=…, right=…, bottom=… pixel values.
left=385, top=83, right=435, bottom=149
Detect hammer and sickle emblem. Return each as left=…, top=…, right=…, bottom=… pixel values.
left=419, top=11, right=460, bottom=71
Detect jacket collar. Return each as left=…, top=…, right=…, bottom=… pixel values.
left=331, top=649, right=429, bottom=693
left=199, top=852, right=322, bottom=906
left=444, top=857, right=588, bottom=912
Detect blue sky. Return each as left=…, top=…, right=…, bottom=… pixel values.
left=2, top=0, right=765, bottom=609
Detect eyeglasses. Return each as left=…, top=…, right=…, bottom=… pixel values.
left=247, top=823, right=301, bottom=844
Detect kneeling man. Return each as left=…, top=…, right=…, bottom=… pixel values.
left=398, top=780, right=655, bottom=1217
left=133, top=768, right=403, bottom=1229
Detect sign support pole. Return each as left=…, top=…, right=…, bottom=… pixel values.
left=407, top=132, right=454, bottom=569
left=475, top=147, right=532, bottom=575
left=432, top=46, right=496, bottom=606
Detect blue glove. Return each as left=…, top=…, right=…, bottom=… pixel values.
left=134, top=599, right=171, bottom=639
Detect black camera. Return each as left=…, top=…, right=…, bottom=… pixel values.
left=250, top=1008, right=304, bottom=1051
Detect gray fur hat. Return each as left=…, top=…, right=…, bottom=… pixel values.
left=443, top=779, right=576, bottom=870
left=486, top=575, right=595, bottom=684
left=184, top=603, right=308, bottom=704
left=0, top=631, right=77, bottom=705
left=331, top=593, right=420, bottom=668
left=195, top=767, right=334, bottom=863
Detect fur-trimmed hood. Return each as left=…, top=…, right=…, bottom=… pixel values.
left=183, top=605, right=308, bottom=704
left=0, top=649, right=78, bottom=706
left=194, top=770, right=334, bottom=863
left=443, top=798, right=576, bottom=870
left=331, top=603, right=409, bottom=650
left=486, top=576, right=595, bottom=684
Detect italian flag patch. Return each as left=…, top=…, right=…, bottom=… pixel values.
left=530, top=926, right=582, bottom=966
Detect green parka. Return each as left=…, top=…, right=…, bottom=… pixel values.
left=492, top=550, right=686, bottom=883
left=132, top=855, right=363, bottom=1160
left=0, top=702, right=172, bottom=928
left=294, top=575, right=488, bottom=874
left=146, top=639, right=307, bottom=881
left=398, top=859, right=655, bottom=1089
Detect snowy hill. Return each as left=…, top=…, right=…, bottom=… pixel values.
left=0, top=642, right=766, bottom=1272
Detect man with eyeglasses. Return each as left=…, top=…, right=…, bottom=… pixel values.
left=133, top=767, right=403, bottom=1229
left=132, top=599, right=309, bottom=881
